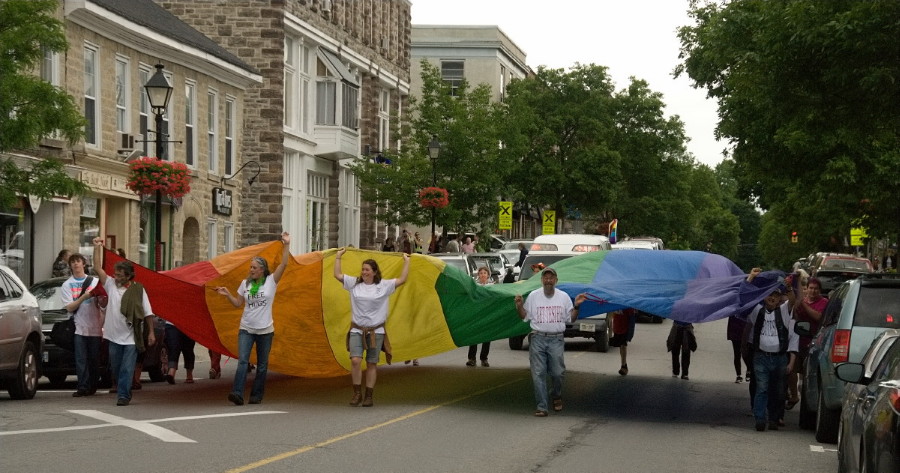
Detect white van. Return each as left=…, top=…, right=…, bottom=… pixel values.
left=530, top=233, right=611, bottom=253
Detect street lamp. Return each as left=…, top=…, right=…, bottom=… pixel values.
left=144, top=64, right=173, bottom=271
left=427, top=136, right=441, bottom=239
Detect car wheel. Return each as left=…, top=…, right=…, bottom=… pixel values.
left=8, top=341, right=39, bottom=400
left=508, top=335, right=525, bottom=351
left=47, top=374, right=68, bottom=388
left=594, top=332, right=609, bottom=353
left=815, top=388, right=840, bottom=443
left=147, top=344, right=168, bottom=382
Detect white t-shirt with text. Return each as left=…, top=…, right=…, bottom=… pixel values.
left=523, top=288, right=573, bottom=334
left=236, top=275, right=278, bottom=331
left=342, top=275, right=397, bottom=334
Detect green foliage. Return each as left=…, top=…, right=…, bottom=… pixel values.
left=0, top=158, right=89, bottom=208
left=677, top=0, right=900, bottom=247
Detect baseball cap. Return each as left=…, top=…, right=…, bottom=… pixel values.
left=542, top=267, right=557, bottom=276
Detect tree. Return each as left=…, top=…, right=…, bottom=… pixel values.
left=0, top=0, right=88, bottom=207
left=676, top=0, right=900, bottom=247
left=350, top=61, right=507, bottom=234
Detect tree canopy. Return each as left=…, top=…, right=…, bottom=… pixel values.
left=676, top=0, right=900, bottom=257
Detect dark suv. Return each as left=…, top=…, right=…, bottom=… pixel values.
left=797, top=273, right=900, bottom=443
left=809, top=253, right=873, bottom=294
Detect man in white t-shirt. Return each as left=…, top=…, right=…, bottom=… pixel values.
left=93, top=238, right=156, bottom=406
left=515, top=267, right=587, bottom=417
left=61, top=253, right=102, bottom=397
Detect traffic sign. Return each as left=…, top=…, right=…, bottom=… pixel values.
left=498, top=201, right=512, bottom=230
left=542, top=210, right=556, bottom=234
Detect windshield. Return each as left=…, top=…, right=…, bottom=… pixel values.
left=31, top=282, right=66, bottom=311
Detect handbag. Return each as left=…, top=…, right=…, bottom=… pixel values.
left=51, top=317, right=76, bottom=352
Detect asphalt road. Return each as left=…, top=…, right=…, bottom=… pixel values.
left=1, top=318, right=837, bottom=473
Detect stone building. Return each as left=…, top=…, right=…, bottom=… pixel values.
left=159, top=0, right=413, bottom=252
left=1, top=0, right=260, bottom=285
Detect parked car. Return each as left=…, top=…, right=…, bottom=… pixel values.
left=836, top=329, right=900, bottom=473
left=797, top=273, right=900, bottom=442
left=529, top=233, right=611, bottom=253
left=611, top=240, right=656, bottom=250
left=509, top=252, right=609, bottom=352
left=470, top=252, right=515, bottom=283
left=0, top=264, right=42, bottom=399
left=429, top=253, right=478, bottom=280
left=29, top=277, right=168, bottom=387
left=809, top=253, right=873, bottom=295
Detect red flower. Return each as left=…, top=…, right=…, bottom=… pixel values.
left=419, top=186, right=449, bottom=209
left=126, top=157, right=192, bottom=198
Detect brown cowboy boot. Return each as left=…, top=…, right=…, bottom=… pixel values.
left=349, top=384, right=362, bottom=406
left=361, top=387, right=374, bottom=407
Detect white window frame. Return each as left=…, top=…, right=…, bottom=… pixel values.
left=115, top=56, right=130, bottom=133
left=207, top=219, right=217, bottom=260
left=307, top=173, right=328, bottom=252
left=224, top=222, right=234, bottom=253
left=83, top=44, right=100, bottom=147
left=138, top=65, right=151, bottom=156
left=284, top=37, right=295, bottom=129
left=225, top=96, right=235, bottom=177
left=316, top=80, right=337, bottom=125
left=378, top=89, right=390, bottom=150
left=184, top=81, right=196, bottom=167
left=339, top=167, right=360, bottom=248
left=298, top=42, right=310, bottom=135
left=207, top=89, right=218, bottom=174
left=441, top=60, right=465, bottom=97
left=42, top=48, right=62, bottom=139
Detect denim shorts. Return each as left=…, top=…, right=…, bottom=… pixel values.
left=348, top=332, right=384, bottom=363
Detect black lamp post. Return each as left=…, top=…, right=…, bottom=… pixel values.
left=427, top=136, right=441, bottom=238
left=144, top=64, right=173, bottom=271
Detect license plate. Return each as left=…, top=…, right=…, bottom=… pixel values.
left=43, top=351, right=49, bottom=363
left=579, top=323, right=595, bottom=332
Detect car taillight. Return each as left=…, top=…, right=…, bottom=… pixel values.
left=831, top=329, right=851, bottom=363
left=890, top=388, right=900, bottom=413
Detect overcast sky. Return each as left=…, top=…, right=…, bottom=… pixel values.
left=411, top=0, right=726, bottom=167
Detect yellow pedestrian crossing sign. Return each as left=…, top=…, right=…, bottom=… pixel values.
left=542, top=210, right=556, bottom=235
left=498, top=201, right=512, bottom=230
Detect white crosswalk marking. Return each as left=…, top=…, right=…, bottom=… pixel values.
left=0, top=410, right=286, bottom=443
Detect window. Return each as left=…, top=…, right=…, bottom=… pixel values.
left=41, top=48, right=59, bottom=86
left=307, top=174, right=328, bottom=252
left=185, top=82, right=196, bottom=167
left=298, top=43, right=310, bottom=134
left=378, top=89, right=390, bottom=150
left=500, top=65, right=507, bottom=102
left=224, top=222, right=234, bottom=253
left=139, top=66, right=150, bottom=156
left=207, top=219, right=217, bottom=260
left=316, top=49, right=358, bottom=127
left=115, top=57, right=130, bottom=133
left=84, top=45, right=99, bottom=146
left=441, top=60, right=464, bottom=97
left=339, top=167, right=360, bottom=248
left=207, top=89, right=218, bottom=174
left=284, top=37, right=295, bottom=129
left=225, top=97, right=235, bottom=176
left=316, top=81, right=337, bottom=125
left=341, top=83, right=358, bottom=129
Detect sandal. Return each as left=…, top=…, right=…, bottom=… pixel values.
left=552, top=398, right=563, bottom=412
left=534, top=410, right=548, bottom=417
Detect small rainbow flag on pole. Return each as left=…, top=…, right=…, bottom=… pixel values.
left=608, top=219, right=618, bottom=244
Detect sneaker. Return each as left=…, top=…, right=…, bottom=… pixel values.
left=735, top=376, right=743, bottom=384
left=72, top=390, right=89, bottom=397
left=755, top=421, right=766, bottom=432
left=466, top=359, right=476, bottom=367
left=681, top=375, right=689, bottom=380
left=481, top=360, right=490, bottom=367
left=228, top=393, right=244, bottom=406
left=116, top=398, right=130, bottom=406
left=248, top=398, right=261, bottom=405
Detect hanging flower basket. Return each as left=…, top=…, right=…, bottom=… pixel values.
left=419, top=186, right=449, bottom=209
left=126, top=157, right=191, bottom=199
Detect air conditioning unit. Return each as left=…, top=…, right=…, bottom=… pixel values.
left=120, top=133, right=134, bottom=149
left=322, top=0, right=332, bottom=13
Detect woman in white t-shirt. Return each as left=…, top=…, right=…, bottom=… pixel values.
left=334, top=247, right=410, bottom=407
left=215, top=232, right=291, bottom=406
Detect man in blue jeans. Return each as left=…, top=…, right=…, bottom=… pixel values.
left=742, top=285, right=798, bottom=431
left=515, top=267, right=586, bottom=417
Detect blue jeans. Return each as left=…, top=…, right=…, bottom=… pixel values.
left=108, top=342, right=138, bottom=401
left=231, top=330, right=274, bottom=401
left=529, top=332, right=565, bottom=412
left=752, top=351, right=787, bottom=422
left=74, top=334, right=102, bottom=392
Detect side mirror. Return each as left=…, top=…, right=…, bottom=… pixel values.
left=834, top=362, right=865, bottom=384
left=794, top=321, right=813, bottom=338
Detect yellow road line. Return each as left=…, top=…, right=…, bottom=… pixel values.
left=224, top=377, right=525, bottom=473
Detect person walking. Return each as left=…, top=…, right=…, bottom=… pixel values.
left=61, top=252, right=103, bottom=397
left=742, top=283, right=799, bottom=431
left=786, top=276, right=827, bottom=410
left=52, top=249, right=72, bottom=278
left=461, top=236, right=476, bottom=254
left=334, top=248, right=410, bottom=407
left=515, top=267, right=587, bottom=417
left=92, top=238, right=157, bottom=406
left=215, top=232, right=292, bottom=406
left=727, top=315, right=750, bottom=383
left=445, top=234, right=460, bottom=253
left=466, top=267, right=494, bottom=367
left=413, top=232, right=425, bottom=254
left=164, top=321, right=196, bottom=384
left=667, top=320, right=696, bottom=380
left=610, top=308, right=637, bottom=375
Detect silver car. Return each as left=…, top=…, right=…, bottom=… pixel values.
left=0, top=264, right=43, bottom=399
